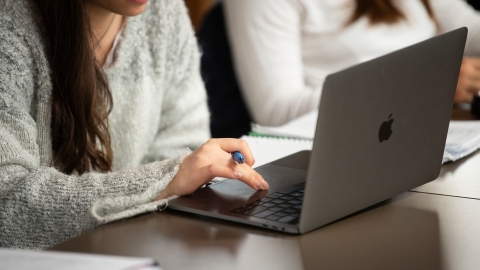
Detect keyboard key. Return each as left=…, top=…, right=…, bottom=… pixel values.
left=283, top=208, right=297, bottom=213
left=266, top=193, right=283, bottom=199
left=244, top=206, right=269, bottom=216
left=265, top=215, right=281, bottom=221
left=253, top=210, right=275, bottom=218
left=277, top=215, right=298, bottom=223
left=269, top=206, right=283, bottom=212
left=273, top=212, right=288, bottom=218
left=278, top=183, right=305, bottom=194
left=293, top=204, right=302, bottom=209
left=278, top=203, right=293, bottom=208
left=260, top=197, right=272, bottom=203
left=280, top=195, right=294, bottom=200
left=271, top=199, right=286, bottom=204
left=287, top=199, right=302, bottom=204
left=290, top=192, right=303, bottom=197
left=262, top=202, right=276, bottom=207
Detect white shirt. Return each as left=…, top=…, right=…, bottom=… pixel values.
left=224, top=0, right=480, bottom=126
left=104, top=25, right=124, bottom=69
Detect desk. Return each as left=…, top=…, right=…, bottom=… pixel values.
left=413, top=151, right=480, bottom=200
left=50, top=191, right=480, bottom=270
left=50, top=109, right=480, bottom=270
left=412, top=108, right=480, bottom=200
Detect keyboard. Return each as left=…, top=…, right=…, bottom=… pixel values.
left=230, top=182, right=305, bottom=224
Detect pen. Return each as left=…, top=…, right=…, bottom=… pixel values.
left=231, top=151, right=245, bottom=164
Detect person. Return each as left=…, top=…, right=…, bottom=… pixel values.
left=0, top=0, right=269, bottom=249
left=224, top=0, right=480, bottom=126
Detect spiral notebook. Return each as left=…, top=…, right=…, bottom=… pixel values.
left=250, top=114, right=480, bottom=164
left=241, top=135, right=313, bottom=168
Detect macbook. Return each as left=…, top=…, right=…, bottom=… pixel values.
left=169, top=28, right=467, bottom=234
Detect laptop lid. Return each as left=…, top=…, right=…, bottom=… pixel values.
left=299, top=27, right=467, bottom=233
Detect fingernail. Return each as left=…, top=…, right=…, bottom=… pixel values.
left=255, top=180, right=263, bottom=190
left=233, top=171, right=242, bottom=178
left=261, top=179, right=269, bottom=189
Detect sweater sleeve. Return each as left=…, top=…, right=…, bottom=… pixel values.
left=0, top=23, right=186, bottom=250
left=224, top=0, right=321, bottom=126
left=431, top=0, right=480, bottom=55
left=141, top=0, right=210, bottom=163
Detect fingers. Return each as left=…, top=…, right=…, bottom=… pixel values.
left=201, top=163, right=269, bottom=191
left=206, top=138, right=256, bottom=166
left=456, top=59, right=480, bottom=104
left=454, top=90, right=476, bottom=104
left=463, top=57, right=480, bottom=70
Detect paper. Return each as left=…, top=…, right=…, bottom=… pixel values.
left=251, top=110, right=317, bottom=140
left=242, top=136, right=313, bottom=168
left=0, top=249, right=161, bottom=270
left=250, top=112, right=480, bottom=164
left=443, top=121, right=480, bottom=163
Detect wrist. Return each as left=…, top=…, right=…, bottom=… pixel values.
left=155, top=183, right=174, bottom=201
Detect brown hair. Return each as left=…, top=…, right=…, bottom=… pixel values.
left=36, top=0, right=113, bottom=175
left=349, top=0, right=435, bottom=25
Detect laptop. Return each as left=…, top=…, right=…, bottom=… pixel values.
left=169, top=28, right=467, bottom=234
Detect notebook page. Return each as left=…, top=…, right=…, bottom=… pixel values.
left=242, top=136, right=313, bottom=168
left=251, top=110, right=318, bottom=140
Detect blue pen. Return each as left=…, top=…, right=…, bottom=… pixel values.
left=231, top=151, right=245, bottom=164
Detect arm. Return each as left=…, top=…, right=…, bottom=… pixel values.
left=431, top=0, right=480, bottom=55
left=0, top=27, right=182, bottom=250
left=0, top=1, right=263, bottom=250
left=431, top=0, right=480, bottom=103
left=223, top=0, right=321, bottom=126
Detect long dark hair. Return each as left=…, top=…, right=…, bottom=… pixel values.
left=36, top=0, right=113, bottom=175
left=350, top=0, right=435, bottom=25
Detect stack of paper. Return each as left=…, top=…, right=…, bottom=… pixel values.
left=443, top=121, right=480, bottom=163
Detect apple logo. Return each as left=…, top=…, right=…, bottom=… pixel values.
left=378, top=113, right=394, bottom=143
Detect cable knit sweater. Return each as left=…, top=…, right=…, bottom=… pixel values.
left=0, top=0, right=210, bottom=249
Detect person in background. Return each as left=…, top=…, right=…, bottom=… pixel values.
left=224, top=0, right=480, bottom=126
left=0, top=0, right=267, bottom=249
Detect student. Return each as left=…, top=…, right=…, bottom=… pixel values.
left=224, top=0, right=480, bottom=126
left=0, top=0, right=268, bottom=249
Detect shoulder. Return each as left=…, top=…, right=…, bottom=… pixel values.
left=0, top=0, right=49, bottom=107
left=0, top=0, right=46, bottom=63
left=0, top=0, right=42, bottom=38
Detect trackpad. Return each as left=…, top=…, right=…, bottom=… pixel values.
left=169, top=164, right=306, bottom=213
left=255, top=164, right=307, bottom=193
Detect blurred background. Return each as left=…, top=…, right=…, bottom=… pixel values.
left=185, top=0, right=480, bottom=34
left=184, top=0, right=480, bottom=139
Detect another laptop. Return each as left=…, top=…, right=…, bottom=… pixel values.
left=169, top=28, right=467, bottom=234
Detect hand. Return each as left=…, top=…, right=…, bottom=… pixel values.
left=155, top=139, right=268, bottom=200
left=454, top=57, right=480, bottom=104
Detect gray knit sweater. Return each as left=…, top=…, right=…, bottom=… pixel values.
left=0, top=0, right=210, bottom=249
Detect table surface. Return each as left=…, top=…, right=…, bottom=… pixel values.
left=51, top=109, right=480, bottom=270
left=413, top=151, right=480, bottom=200
left=51, top=191, right=480, bottom=270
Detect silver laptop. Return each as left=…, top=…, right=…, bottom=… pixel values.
left=169, top=28, right=467, bottom=234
